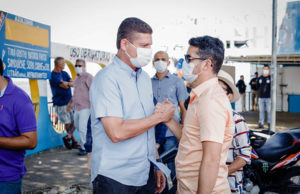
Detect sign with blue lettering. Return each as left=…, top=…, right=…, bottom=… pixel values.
left=0, top=11, right=51, bottom=79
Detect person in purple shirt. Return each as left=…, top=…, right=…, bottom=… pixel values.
left=0, top=58, right=37, bottom=194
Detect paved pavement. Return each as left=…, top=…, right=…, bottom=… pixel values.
left=22, top=111, right=300, bottom=193
left=23, top=147, right=92, bottom=193
left=241, top=111, right=300, bottom=131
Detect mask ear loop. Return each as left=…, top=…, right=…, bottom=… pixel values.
left=124, top=40, right=136, bottom=59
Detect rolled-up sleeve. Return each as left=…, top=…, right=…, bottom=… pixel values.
left=90, top=75, right=123, bottom=119
left=197, top=99, right=228, bottom=144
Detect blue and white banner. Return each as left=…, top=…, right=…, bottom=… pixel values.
left=0, top=11, right=51, bottom=79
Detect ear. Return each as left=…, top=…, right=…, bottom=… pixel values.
left=120, top=39, right=128, bottom=52
left=204, top=59, right=212, bottom=71
left=167, top=61, right=170, bottom=66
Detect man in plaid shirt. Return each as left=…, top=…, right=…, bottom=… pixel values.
left=218, top=70, right=251, bottom=193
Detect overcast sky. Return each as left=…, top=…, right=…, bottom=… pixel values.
left=1, top=0, right=288, bottom=57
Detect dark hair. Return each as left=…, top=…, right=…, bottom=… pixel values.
left=0, top=58, right=3, bottom=76
left=116, top=17, right=152, bottom=49
left=255, top=72, right=258, bottom=75
left=188, top=36, right=224, bottom=74
left=264, top=64, right=270, bottom=69
left=54, top=57, right=64, bottom=66
left=220, top=80, right=233, bottom=95
left=76, top=59, right=86, bottom=66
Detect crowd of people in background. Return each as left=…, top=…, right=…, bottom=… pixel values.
left=1, top=16, right=274, bottom=194
left=236, top=64, right=271, bottom=130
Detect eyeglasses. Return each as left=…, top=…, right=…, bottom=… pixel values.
left=75, top=65, right=82, bottom=67
left=184, top=54, right=206, bottom=63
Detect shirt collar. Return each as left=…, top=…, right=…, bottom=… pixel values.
left=114, top=56, right=142, bottom=78
left=0, top=76, right=14, bottom=97
left=192, top=77, right=218, bottom=97
left=153, top=71, right=171, bottom=80
left=0, top=86, right=6, bottom=97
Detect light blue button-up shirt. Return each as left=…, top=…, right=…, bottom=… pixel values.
left=90, top=56, right=170, bottom=186
left=152, top=72, right=188, bottom=136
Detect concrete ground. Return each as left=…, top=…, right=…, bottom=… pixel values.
left=241, top=111, right=300, bottom=131
left=23, top=147, right=92, bottom=193
left=22, top=111, right=300, bottom=193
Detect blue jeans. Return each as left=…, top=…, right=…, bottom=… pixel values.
left=162, top=136, right=178, bottom=182
left=259, top=98, right=271, bottom=125
left=0, top=177, right=22, bottom=194
left=84, top=116, right=92, bottom=153
left=74, top=109, right=90, bottom=150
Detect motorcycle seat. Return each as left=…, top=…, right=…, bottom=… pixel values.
left=256, top=128, right=300, bottom=162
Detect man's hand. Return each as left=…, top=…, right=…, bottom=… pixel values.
left=154, top=169, right=166, bottom=194
left=59, top=81, right=69, bottom=89
left=68, top=80, right=74, bottom=87
left=154, top=99, right=174, bottom=122
left=66, top=104, right=71, bottom=112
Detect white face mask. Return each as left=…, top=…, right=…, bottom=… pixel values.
left=75, top=67, right=83, bottom=74
left=182, top=61, right=198, bottom=83
left=154, top=60, right=168, bottom=73
left=263, top=69, right=270, bottom=76
left=126, top=41, right=152, bottom=68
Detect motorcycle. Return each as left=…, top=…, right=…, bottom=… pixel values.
left=244, top=128, right=300, bottom=194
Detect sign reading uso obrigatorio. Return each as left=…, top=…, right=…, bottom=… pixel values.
left=0, top=11, right=51, bottom=79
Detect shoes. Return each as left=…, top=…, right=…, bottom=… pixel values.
left=78, top=148, right=87, bottom=156
left=255, top=124, right=264, bottom=129
left=72, top=142, right=81, bottom=149
left=63, top=136, right=72, bottom=149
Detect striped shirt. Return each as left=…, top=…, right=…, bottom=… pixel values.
left=227, top=111, right=251, bottom=194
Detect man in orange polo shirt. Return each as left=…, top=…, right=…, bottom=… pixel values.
left=159, top=36, right=234, bottom=193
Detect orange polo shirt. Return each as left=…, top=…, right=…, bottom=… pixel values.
left=175, top=77, right=234, bottom=194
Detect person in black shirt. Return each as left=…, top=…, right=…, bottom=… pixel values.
left=249, top=72, right=259, bottom=111
left=256, top=65, right=271, bottom=129
left=236, top=75, right=247, bottom=112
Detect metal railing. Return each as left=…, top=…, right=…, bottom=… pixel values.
left=48, top=102, right=66, bottom=134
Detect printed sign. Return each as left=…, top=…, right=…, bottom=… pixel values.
left=0, top=11, right=51, bottom=79
left=51, top=42, right=115, bottom=65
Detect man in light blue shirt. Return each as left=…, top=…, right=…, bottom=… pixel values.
left=90, top=17, right=173, bottom=194
left=151, top=51, right=188, bottom=184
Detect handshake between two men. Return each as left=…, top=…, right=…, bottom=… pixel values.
left=153, top=99, right=183, bottom=140
left=154, top=99, right=175, bottom=126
